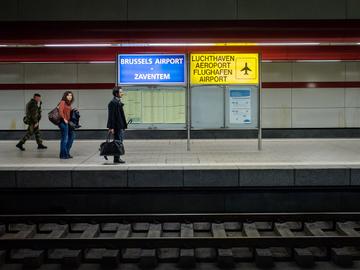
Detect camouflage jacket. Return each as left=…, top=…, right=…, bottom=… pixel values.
left=25, top=99, right=42, bottom=124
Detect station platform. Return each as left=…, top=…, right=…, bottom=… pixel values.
left=0, top=138, right=360, bottom=189
left=1, top=138, right=360, bottom=214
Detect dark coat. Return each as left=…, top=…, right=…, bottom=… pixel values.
left=107, top=98, right=127, bottom=130
left=25, top=99, right=42, bottom=124
left=70, top=109, right=80, bottom=125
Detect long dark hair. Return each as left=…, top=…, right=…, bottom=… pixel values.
left=62, top=91, right=74, bottom=105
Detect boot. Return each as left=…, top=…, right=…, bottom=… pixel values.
left=16, top=142, right=25, bottom=151
left=37, top=144, right=47, bottom=149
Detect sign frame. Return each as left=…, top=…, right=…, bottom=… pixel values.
left=187, top=52, right=262, bottom=151
left=114, top=52, right=262, bottom=151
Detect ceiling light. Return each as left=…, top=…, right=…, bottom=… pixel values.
left=89, top=61, right=115, bottom=64
left=296, top=60, right=341, bottom=62
left=258, top=42, right=321, bottom=46
left=45, top=44, right=112, bottom=47
left=148, top=43, right=217, bottom=46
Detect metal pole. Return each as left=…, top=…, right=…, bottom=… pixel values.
left=223, top=85, right=227, bottom=128
left=115, top=54, right=119, bottom=87
left=187, top=53, right=191, bottom=151
left=258, top=53, right=262, bottom=151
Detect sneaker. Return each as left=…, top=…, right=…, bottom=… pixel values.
left=16, top=143, right=25, bottom=151
left=114, top=158, right=125, bottom=164
left=68, top=155, right=73, bottom=159
left=37, top=144, right=47, bottom=149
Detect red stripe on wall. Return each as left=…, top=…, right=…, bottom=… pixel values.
left=0, top=82, right=360, bottom=90
left=0, top=83, right=115, bottom=90
left=262, top=82, right=360, bottom=88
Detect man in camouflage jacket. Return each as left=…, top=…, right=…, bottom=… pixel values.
left=16, top=93, right=47, bottom=151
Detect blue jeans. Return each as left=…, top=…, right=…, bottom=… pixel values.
left=114, top=129, right=124, bottom=161
left=59, top=121, right=75, bottom=159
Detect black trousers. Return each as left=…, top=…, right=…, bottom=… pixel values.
left=114, top=129, right=124, bottom=161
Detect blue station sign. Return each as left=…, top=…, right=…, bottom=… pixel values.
left=117, top=54, right=186, bottom=85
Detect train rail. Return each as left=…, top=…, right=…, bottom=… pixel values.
left=0, top=212, right=359, bottom=268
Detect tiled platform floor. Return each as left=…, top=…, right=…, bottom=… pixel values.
left=0, top=138, right=360, bottom=169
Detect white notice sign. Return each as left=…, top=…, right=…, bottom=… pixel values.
left=229, top=89, right=251, bottom=124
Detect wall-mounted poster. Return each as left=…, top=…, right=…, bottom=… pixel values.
left=229, top=89, right=251, bottom=124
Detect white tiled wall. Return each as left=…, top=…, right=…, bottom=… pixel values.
left=262, top=88, right=291, bottom=108
left=261, top=88, right=292, bottom=128
left=262, top=63, right=292, bottom=82
left=262, top=108, right=291, bottom=128
left=0, top=64, right=24, bottom=83
left=0, top=111, right=26, bottom=130
left=292, top=88, right=345, bottom=108
left=345, top=88, right=360, bottom=107
left=260, top=62, right=360, bottom=128
left=24, top=64, right=77, bottom=83
left=78, top=90, right=110, bottom=110
left=77, top=64, right=115, bottom=83
left=345, top=87, right=360, bottom=127
left=1, top=62, right=360, bottom=130
left=345, top=62, right=360, bottom=81
left=292, top=62, right=346, bottom=82
left=292, top=108, right=345, bottom=128
left=0, top=90, right=25, bottom=110
left=0, top=63, right=113, bottom=130
left=80, top=110, right=108, bottom=130
left=345, top=108, right=360, bottom=127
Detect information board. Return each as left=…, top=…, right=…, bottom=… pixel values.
left=190, top=53, right=259, bottom=85
left=122, top=89, right=185, bottom=124
left=118, top=54, right=186, bottom=85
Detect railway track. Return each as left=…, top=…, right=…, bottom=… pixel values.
left=0, top=213, right=359, bottom=268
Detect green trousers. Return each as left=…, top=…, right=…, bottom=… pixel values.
left=19, top=124, right=42, bottom=145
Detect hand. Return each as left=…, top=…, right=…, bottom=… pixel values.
left=34, top=123, right=39, bottom=128
left=109, top=129, right=114, bottom=134
left=64, top=119, right=68, bottom=124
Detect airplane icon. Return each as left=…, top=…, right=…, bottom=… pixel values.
left=241, top=62, right=252, bottom=75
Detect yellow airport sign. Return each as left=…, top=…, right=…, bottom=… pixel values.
left=190, top=53, right=259, bottom=85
